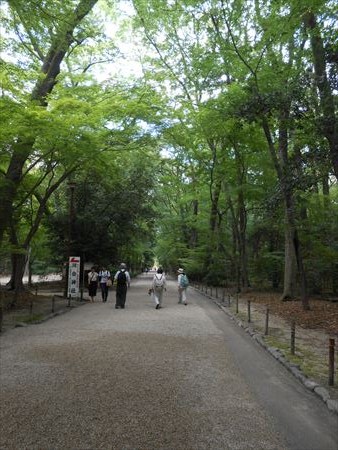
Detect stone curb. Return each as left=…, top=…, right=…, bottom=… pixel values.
left=194, top=287, right=338, bottom=416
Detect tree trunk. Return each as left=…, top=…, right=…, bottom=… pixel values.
left=238, top=181, right=249, bottom=289
left=209, top=180, right=222, bottom=233
left=268, top=234, right=281, bottom=289
left=281, top=189, right=310, bottom=310
left=13, top=253, right=27, bottom=293
left=262, top=116, right=310, bottom=309
left=232, top=221, right=240, bottom=293
left=233, top=143, right=249, bottom=289
left=282, top=211, right=297, bottom=300
left=189, top=199, right=198, bottom=248
left=0, top=141, right=33, bottom=244
left=304, top=11, right=338, bottom=179
left=228, top=198, right=241, bottom=292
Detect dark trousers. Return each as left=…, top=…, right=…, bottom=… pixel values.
left=100, top=283, right=108, bottom=302
left=116, top=285, right=127, bottom=308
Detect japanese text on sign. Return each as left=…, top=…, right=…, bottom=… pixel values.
left=68, top=256, right=80, bottom=298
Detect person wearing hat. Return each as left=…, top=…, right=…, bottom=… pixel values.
left=114, top=263, right=131, bottom=309
left=177, top=268, right=189, bottom=305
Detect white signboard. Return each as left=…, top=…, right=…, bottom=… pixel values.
left=68, top=256, right=80, bottom=298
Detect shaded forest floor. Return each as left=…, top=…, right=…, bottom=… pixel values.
left=0, top=281, right=81, bottom=332
left=241, top=291, right=338, bottom=335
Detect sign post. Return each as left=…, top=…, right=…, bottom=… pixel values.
left=68, top=256, right=81, bottom=299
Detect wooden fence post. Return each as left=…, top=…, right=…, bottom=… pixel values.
left=0, top=307, right=2, bottom=332
left=265, top=307, right=269, bottom=335
left=329, top=338, right=335, bottom=386
left=291, top=321, right=296, bottom=355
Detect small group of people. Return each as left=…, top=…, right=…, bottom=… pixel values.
left=88, top=264, right=189, bottom=310
left=149, top=267, right=189, bottom=309
left=87, top=263, right=131, bottom=308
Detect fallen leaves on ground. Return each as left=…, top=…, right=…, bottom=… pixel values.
left=241, top=291, right=338, bottom=335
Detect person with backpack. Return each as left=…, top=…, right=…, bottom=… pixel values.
left=177, top=268, right=189, bottom=305
left=113, top=262, right=131, bottom=309
left=152, top=267, right=167, bottom=309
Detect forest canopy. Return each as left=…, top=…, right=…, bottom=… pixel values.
left=0, top=0, right=337, bottom=308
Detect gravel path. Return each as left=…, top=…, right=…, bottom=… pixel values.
left=0, top=274, right=336, bottom=450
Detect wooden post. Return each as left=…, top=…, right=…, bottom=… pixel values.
left=329, top=338, right=335, bottom=386
left=29, top=298, right=33, bottom=315
left=291, top=321, right=296, bottom=355
left=247, top=300, right=251, bottom=322
left=265, top=307, right=269, bottom=335
left=228, top=294, right=231, bottom=307
left=0, top=293, right=3, bottom=333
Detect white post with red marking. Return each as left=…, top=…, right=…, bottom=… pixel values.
left=68, top=256, right=81, bottom=299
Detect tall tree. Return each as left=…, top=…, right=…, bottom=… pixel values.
left=0, top=0, right=99, bottom=245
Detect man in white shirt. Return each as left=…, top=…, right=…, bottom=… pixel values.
left=99, top=267, right=111, bottom=302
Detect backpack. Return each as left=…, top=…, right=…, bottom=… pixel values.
left=179, top=274, right=189, bottom=288
left=154, top=274, right=165, bottom=288
left=117, top=270, right=127, bottom=285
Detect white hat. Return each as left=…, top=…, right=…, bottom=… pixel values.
left=177, top=268, right=184, bottom=273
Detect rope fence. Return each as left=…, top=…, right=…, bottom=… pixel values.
left=192, top=282, right=336, bottom=388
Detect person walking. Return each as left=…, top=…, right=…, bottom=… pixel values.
left=98, top=266, right=111, bottom=302
left=152, top=267, right=166, bottom=309
left=114, top=263, right=131, bottom=309
left=177, top=268, right=189, bottom=305
left=87, top=267, right=99, bottom=303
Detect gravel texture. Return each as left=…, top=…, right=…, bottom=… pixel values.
left=0, top=275, right=289, bottom=450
